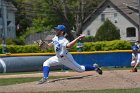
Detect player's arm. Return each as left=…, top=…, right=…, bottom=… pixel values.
left=66, top=34, right=85, bottom=48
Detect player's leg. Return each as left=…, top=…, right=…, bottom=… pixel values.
left=38, top=56, right=61, bottom=84
left=133, top=62, right=139, bottom=72
left=62, top=54, right=102, bottom=74
left=130, top=60, right=137, bottom=72
left=131, top=60, right=136, bottom=67
left=132, top=56, right=140, bottom=72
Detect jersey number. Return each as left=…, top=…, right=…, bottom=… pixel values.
left=56, top=47, right=60, bottom=51
left=56, top=44, right=61, bottom=52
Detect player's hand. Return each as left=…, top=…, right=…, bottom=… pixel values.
left=78, top=34, right=85, bottom=40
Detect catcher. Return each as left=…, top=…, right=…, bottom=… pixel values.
left=130, top=45, right=140, bottom=72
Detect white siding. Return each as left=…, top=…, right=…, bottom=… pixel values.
left=83, top=5, right=138, bottom=42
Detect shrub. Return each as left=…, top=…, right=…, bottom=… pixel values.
left=95, top=19, right=120, bottom=41
left=77, top=40, right=131, bottom=51
left=0, top=40, right=132, bottom=53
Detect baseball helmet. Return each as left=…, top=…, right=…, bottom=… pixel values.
left=54, top=25, right=66, bottom=32
left=132, top=45, right=139, bottom=51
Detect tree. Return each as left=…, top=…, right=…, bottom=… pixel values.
left=12, top=0, right=48, bottom=36
left=95, top=19, right=120, bottom=41
left=12, top=0, right=102, bottom=41
left=44, top=0, right=102, bottom=41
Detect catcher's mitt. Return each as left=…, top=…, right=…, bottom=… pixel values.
left=34, top=40, right=48, bottom=51
left=131, top=68, right=137, bottom=72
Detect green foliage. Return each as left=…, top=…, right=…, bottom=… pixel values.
left=6, top=45, right=39, bottom=53
left=83, top=40, right=131, bottom=51
left=95, top=19, right=120, bottom=41
left=12, top=39, right=25, bottom=45
left=84, top=36, right=95, bottom=42
left=0, top=38, right=3, bottom=44
left=6, top=38, right=16, bottom=45
left=4, top=45, right=54, bottom=53
left=19, top=18, right=53, bottom=41
left=1, top=40, right=132, bottom=53
left=0, top=45, right=3, bottom=53
left=0, top=40, right=131, bottom=53
left=13, top=0, right=103, bottom=40
left=0, top=38, right=25, bottom=45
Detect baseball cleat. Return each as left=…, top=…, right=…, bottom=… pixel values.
left=38, top=78, right=47, bottom=84
left=95, top=67, right=103, bottom=75
left=93, top=63, right=102, bottom=75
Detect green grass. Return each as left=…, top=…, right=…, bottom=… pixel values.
left=0, top=77, right=40, bottom=86
left=0, top=76, right=65, bottom=86
left=32, top=88, right=140, bottom=93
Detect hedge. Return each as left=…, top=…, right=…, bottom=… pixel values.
left=82, top=40, right=131, bottom=51
left=0, top=40, right=132, bottom=53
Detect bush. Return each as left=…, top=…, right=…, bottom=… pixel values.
left=0, top=45, right=54, bottom=53
left=82, top=40, right=131, bottom=51
left=6, top=38, right=16, bottom=45
left=0, top=40, right=132, bottom=53
left=95, top=19, right=120, bottom=41
left=0, top=38, right=25, bottom=45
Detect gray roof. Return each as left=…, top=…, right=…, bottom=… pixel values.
left=83, top=0, right=139, bottom=28
left=110, top=0, right=139, bottom=27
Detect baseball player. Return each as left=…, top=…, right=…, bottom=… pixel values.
left=130, top=45, right=140, bottom=72
left=38, top=24, right=102, bottom=84
left=135, top=41, right=140, bottom=49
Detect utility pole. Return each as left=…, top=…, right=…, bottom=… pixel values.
left=1, top=0, right=8, bottom=53
left=63, top=0, right=68, bottom=21
left=138, top=0, right=140, bottom=41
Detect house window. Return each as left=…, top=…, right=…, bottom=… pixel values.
left=114, top=13, right=117, bottom=18
left=87, top=30, right=90, bottom=35
left=107, top=5, right=111, bottom=8
left=101, top=14, right=105, bottom=22
left=126, top=27, right=136, bottom=37
left=114, top=13, right=118, bottom=23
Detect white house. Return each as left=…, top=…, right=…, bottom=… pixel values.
left=0, top=0, right=17, bottom=39
left=82, top=0, right=140, bottom=42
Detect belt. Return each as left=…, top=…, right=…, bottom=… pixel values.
left=60, top=52, right=68, bottom=58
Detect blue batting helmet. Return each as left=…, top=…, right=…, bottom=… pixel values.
left=132, top=45, right=139, bottom=51
left=54, top=25, right=66, bottom=32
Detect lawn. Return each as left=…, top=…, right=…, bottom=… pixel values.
left=32, top=88, right=140, bottom=93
